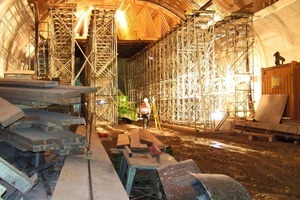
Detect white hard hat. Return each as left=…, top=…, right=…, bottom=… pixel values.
left=143, top=98, right=148, bottom=103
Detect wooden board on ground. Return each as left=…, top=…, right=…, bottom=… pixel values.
left=0, top=97, right=25, bottom=127
left=117, top=132, right=130, bottom=147
left=129, top=129, right=148, bottom=152
left=254, top=94, right=288, bottom=124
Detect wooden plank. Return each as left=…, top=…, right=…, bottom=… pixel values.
left=117, top=132, right=130, bottom=147
left=0, top=78, right=59, bottom=88
left=23, top=109, right=85, bottom=126
left=7, top=115, right=38, bottom=130
left=129, top=129, right=148, bottom=152
left=57, top=85, right=97, bottom=94
left=2, top=98, right=51, bottom=107
left=52, top=125, right=129, bottom=200
left=45, top=131, right=86, bottom=155
left=5, top=128, right=59, bottom=146
left=51, top=155, right=89, bottom=200
left=0, top=86, right=80, bottom=99
left=139, top=129, right=165, bottom=149
left=0, top=128, right=60, bottom=152
left=139, top=129, right=154, bottom=145
left=4, top=96, right=81, bottom=105
left=0, top=97, right=25, bottom=127
left=0, top=157, right=38, bottom=194
left=151, top=135, right=165, bottom=149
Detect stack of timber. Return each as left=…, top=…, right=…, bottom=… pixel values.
left=0, top=78, right=97, bottom=106
left=0, top=78, right=98, bottom=155
left=0, top=108, right=87, bottom=155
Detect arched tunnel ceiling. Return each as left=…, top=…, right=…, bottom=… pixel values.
left=28, top=0, right=279, bottom=58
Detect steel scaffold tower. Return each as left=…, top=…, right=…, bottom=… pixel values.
left=127, top=12, right=254, bottom=130
left=37, top=22, right=50, bottom=78
left=49, top=5, right=76, bottom=85
left=85, top=8, right=118, bottom=126
left=213, top=13, right=254, bottom=119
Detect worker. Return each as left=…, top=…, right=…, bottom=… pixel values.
left=140, top=97, right=151, bottom=129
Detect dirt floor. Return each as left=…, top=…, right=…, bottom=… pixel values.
left=101, top=121, right=300, bottom=200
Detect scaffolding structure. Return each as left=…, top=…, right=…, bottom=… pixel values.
left=85, top=8, right=118, bottom=126
left=37, top=22, right=50, bottom=78
left=49, top=5, right=76, bottom=85
left=127, top=12, right=254, bottom=130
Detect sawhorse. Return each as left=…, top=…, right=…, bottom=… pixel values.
left=119, top=151, right=160, bottom=196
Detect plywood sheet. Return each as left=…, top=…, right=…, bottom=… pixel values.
left=0, top=97, right=24, bottom=127
left=254, top=94, right=288, bottom=124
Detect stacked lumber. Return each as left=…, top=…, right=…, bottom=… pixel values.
left=0, top=108, right=86, bottom=155
left=0, top=79, right=95, bottom=155
left=0, top=78, right=97, bottom=106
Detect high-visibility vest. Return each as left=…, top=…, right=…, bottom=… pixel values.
left=140, top=102, right=149, bottom=114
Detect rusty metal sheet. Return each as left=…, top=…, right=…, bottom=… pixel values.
left=191, top=173, right=251, bottom=200
left=254, top=94, right=288, bottom=124
left=157, top=159, right=201, bottom=200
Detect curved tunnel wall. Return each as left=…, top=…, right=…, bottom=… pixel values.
left=252, top=0, right=300, bottom=108
left=0, top=0, right=34, bottom=77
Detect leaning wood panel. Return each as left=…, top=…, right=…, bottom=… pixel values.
left=261, top=61, right=300, bottom=120
left=0, top=97, right=25, bottom=127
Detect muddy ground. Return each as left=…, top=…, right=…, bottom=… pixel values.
left=101, top=122, right=300, bottom=200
